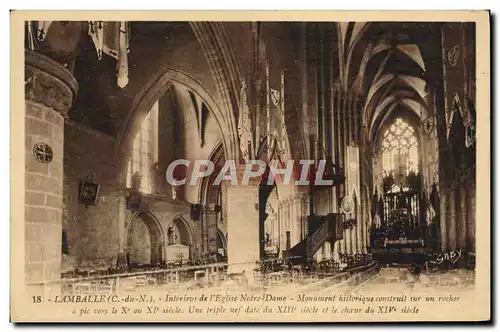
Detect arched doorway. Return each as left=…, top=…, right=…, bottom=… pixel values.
left=126, top=211, right=164, bottom=268
left=165, top=216, right=193, bottom=263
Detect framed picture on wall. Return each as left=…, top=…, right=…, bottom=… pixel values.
left=78, top=180, right=100, bottom=206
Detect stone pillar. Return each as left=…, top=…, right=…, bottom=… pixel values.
left=347, top=228, right=353, bottom=255
left=203, top=203, right=219, bottom=253
left=223, top=165, right=261, bottom=281
left=348, top=224, right=354, bottom=255
left=361, top=199, right=367, bottom=254
left=365, top=189, right=371, bottom=252
left=448, top=184, right=457, bottom=251
left=289, top=196, right=298, bottom=247
left=357, top=226, right=362, bottom=254
left=201, top=208, right=208, bottom=254
left=291, top=193, right=307, bottom=246
left=24, top=51, right=78, bottom=285
left=340, top=227, right=347, bottom=254
left=284, top=200, right=291, bottom=252
left=440, top=188, right=449, bottom=252
left=458, top=183, right=468, bottom=250
left=356, top=208, right=362, bottom=254
left=116, top=192, right=128, bottom=268
left=467, top=179, right=476, bottom=252
left=353, top=226, right=358, bottom=254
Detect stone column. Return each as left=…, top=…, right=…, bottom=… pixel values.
left=353, top=226, right=358, bottom=254
left=448, top=184, right=457, bottom=251
left=284, top=200, right=291, bottom=251
left=289, top=196, right=298, bottom=247
left=116, top=192, right=128, bottom=268
left=203, top=203, right=219, bottom=253
left=361, top=197, right=367, bottom=254
left=278, top=202, right=284, bottom=252
left=24, top=51, right=78, bottom=286
left=466, top=179, right=476, bottom=252
left=440, top=186, right=449, bottom=252
left=291, top=193, right=307, bottom=246
left=223, top=165, right=261, bottom=281
left=340, top=227, right=347, bottom=255
left=347, top=228, right=353, bottom=255
left=201, top=208, right=208, bottom=254
left=348, top=223, right=353, bottom=255
left=356, top=208, right=362, bottom=254
left=458, top=183, right=468, bottom=250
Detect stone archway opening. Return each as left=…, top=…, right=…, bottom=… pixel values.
left=126, top=212, right=164, bottom=268
left=165, top=217, right=193, bottom=263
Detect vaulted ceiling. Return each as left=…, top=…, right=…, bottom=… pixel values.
left=332, top=22, right=441, bottom=141
left=34, top=21, right=443, bottom=143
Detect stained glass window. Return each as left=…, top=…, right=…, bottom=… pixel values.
left=381, top=118, right=419, bottom=178
left=126, top=101, right=159, bottom=194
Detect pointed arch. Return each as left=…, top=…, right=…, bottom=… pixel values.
left=199, top=141, right=225, bottom=205
left=166, top=213, right=195, bottom=246
left=189, top=22, right=242, bottom=161
left=217, top=229, right=227, bottom=251
left=126, top=209, right=166, bottom=267
left=115, top=68, right=238, bottom=184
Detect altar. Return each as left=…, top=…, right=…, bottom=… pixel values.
left=165, top=244, right=190, bottom=263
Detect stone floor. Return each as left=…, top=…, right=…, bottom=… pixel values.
left=50, top=266, right=476, bottom=299
left=350, top=268, right=476, bottom=294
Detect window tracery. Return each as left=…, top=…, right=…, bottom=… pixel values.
left=126, top=101, right=159, bottom=194
left=382, top=118, right=418, bottom=176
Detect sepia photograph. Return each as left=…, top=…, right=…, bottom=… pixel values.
left=10, top=10, right=490, bottom=323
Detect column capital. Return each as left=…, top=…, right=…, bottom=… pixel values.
left=25, top=50, right=78, bottom=117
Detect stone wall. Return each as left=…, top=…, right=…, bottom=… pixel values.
left=25, top=101, right=65, bottom=281
left=63, top=121, right=119, bottom=267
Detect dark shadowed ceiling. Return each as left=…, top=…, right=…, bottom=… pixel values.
left=70, top=22, right=194, bottom=135
left=39, top=21, right=443, bottom=139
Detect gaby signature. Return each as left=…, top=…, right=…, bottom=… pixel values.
left=436, top=249, right=462, bottom=265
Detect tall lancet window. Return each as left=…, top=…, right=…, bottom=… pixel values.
left=381, top=118, right=419, bottom=189
left=126, top=101, right=159, bottom=194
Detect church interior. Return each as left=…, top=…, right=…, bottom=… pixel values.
left=24, top=21, right=477, bottom=292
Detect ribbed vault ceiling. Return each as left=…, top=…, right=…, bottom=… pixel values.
left=335, top=22, right=433, bottom=141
